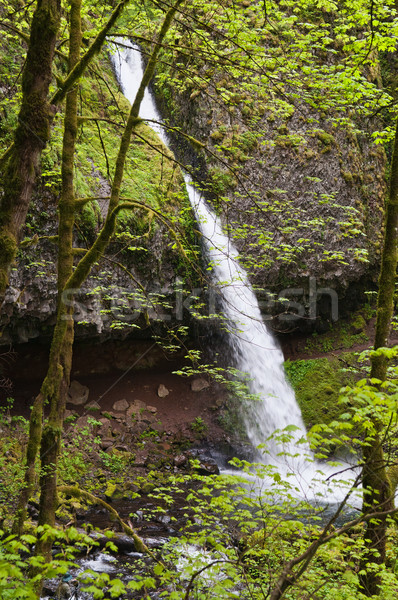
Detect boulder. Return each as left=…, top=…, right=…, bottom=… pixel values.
left=114, top=444, right=129, bottom=452
left=100, top=439, right=114, bottom=450
left=112, top=399, right=129, bottom=412
left=97, top=418, right=112, bottom=438
left=67, top=380, right=89, bottom=406
left=126, top=400, right=147, bottom=422
left=191, top=378, right=210, bottom=392
left=110, top=421, right=127, bottom=435
left=196, top=460, right=220, bottom=475
left=174, top=454, right=187, bottom=467
left=75, top=415, right=90, bottom=429
left=157, top=384, right=169, bottom=398
left=86, top=401, right=101, bottom=411
left=188, top=450, right=220, bottom=475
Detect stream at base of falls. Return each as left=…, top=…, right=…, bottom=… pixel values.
left=40, top=462, right=360, bottom=600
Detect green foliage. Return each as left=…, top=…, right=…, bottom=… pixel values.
left=0, top=525, right=134, bottom=600
left=2, top=3, right=398, bottom=597
left=0, top=8, right=31, bottom=153
left=0, top=401, right=28, bottom=523
left=309, top=365, right=398, bottom=461
left=58, top=418, right=101, bottom=484
left=100, top=448, right=132, bottom=474
left=207, top=166, right=236, bottom=196
left=144, top=0, right=393, bottom=281
left=2, top=377, right=398, bottom=599
left=190, top=416, right=207, bottom=436
left=304, top=311, right=370, bottom=354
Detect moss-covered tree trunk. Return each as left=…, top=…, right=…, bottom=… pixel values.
left=358, top=117, right=398, bottom=596
left=34, top=0, right=82, bottom=562
left=14, top=0, right=185, bottom=546
left=12, top=0, right=80, bottom=540
left=0, top=0, right=61, bottom=304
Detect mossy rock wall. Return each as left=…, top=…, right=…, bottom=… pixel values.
left=284, top=357, right=356, bottom=428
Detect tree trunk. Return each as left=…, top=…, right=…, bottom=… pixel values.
left=0, top=0, right=61, bottom=303
left=12, top=0, right=80, bottom=542
left=358, top=117, right=398, bottom=596
left=34, top=0, right=82, bottom=563
left=15, top=0, right=185, bottom=546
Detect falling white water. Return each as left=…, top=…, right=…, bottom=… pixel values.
left=110, top=39, right=167, bottom=143
left=189, top=186, right=308, bottom=454
left=110, top=40, right=359, bottom=500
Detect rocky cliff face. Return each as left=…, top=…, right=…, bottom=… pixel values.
left=158, top=91, right=385, bottom=326
left=152, top=11, right=387, bottom=331
left=0, top=178, right=196, bottom=346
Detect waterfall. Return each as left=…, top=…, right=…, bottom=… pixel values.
left=187, top=184, right=310, bottom=464
left=110, top=39, right=310, bottom=465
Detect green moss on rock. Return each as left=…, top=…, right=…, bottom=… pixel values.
left=316, top=131, right=335, bottom=146
left=285, top=357, right=355, bottom=428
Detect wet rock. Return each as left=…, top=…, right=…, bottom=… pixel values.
left=196, top=461, right=219, bottom=475
left=100, top=439, right=114, bottom=450
left=95, top=534, right=140, bottom=553
left=104, top=482, right=124, bottom=501
left=147, top=405, right=157, bottom=413
left=42, top=584, right=56, bottom=598
left=188, top=450, right=220, bottom=475
left=126, top=400, right=147, bottom=422
left=67, top=380, right=89, bottom=406
left=174, top=454, right=187, bottom=467
left=156, top=514, right=171, bottom=525
left=191, top=378, right=210, bottom=392
left=98, top=418, right=112, bottom=438
left=157, top=384, right=169, bottom=398
left=75, top=415, right=90, bottom=429
left=27, top=503, right=39, bottom=519
left=134, top=450, right=149, bottom=467
left=144, top=536, right=169, bottom=549
left=86, top=401, right=101, bottom=411
left=110, top=421, right=127, bottom=435
left=113, top=399, right=129, bottom=412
